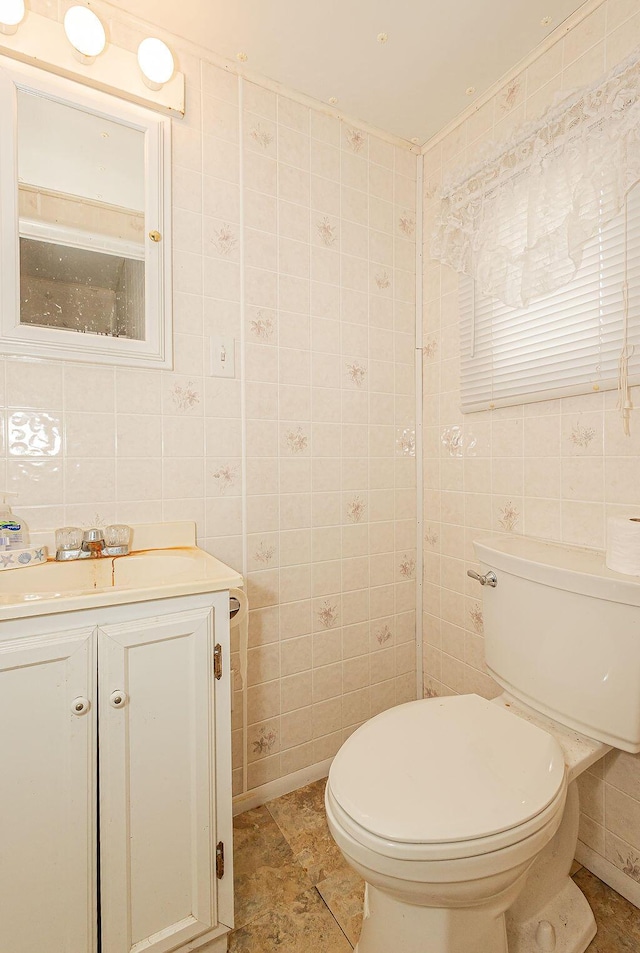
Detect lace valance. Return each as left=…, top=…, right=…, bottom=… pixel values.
left=431, top=47, right=640, bottom=309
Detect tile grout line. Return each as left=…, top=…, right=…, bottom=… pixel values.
left=312, top=883, right=356, bottom=950
left=264, top=797, right=356, bottom=950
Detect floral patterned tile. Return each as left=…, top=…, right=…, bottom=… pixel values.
left=316, top=866, right=365, bottom=947
left=229, top=886, right=352, bottom=953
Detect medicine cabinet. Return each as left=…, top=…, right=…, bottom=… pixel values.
left=0, top=56, right=172, bottom=368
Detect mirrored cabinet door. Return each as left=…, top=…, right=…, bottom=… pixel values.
left=0, top=57, right=172, bottom=368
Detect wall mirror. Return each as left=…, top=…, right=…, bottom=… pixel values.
left=0, top=56, right=172, bottom=368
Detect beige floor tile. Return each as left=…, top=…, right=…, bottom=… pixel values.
left=266, top=778, right=327, bottom=833
left=229, top=886, right=352, bottom=953
left=575, top=868, right=640, bottom=952
left=317, top=866, right=365, bottom=947
left=231, top=784, right=640, bottom=953
left=233, top=804, right=314, bottom=930
left=267, top=779, right=348, bottom=884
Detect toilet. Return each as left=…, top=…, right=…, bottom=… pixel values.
left=325, top=535, right=640, bottom=953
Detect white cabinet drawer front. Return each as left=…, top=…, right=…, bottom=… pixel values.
left=98, top=607, right=217, bottom=953
left=0, top=627, right=97, bottom=953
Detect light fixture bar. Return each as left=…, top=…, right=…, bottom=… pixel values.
left=0, top=9, right=184, bottom=115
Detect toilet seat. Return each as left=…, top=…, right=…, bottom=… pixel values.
left=328, top=694, right=566, bottom=862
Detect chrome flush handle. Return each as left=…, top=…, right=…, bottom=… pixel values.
left=467, top=569, right=497, bottom=588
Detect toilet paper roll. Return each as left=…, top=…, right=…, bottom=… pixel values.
left=229, top=586, right=248, bottom=628
left=606, top=517, right=640, bottom=576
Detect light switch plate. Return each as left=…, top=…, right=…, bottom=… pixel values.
left=210, top=337, right=235, bottom=378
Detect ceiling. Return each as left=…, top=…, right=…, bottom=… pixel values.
left=115, top=0, right=590, bottom=144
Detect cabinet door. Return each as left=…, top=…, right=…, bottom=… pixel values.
left=99, top=607, right=217, bottom=953
left=0, top=627, right=97, bottom=953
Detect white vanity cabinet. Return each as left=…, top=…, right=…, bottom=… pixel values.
left=0, top=590, right=234, bottom=953
left=0, top=624, right=97, bottom=953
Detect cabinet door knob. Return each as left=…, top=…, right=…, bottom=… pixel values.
left=110, top=690, right=127, bottom=709
left=71, top=696, right=90, bottom=715
left=148, top=230, right=162, bottom=242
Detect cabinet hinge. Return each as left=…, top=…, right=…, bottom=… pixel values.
left=216, top=841, right=225, bottom=879
left=213, top=643, right=223, bottom=680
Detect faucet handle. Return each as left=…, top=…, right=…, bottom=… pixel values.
left=105, top=524, right=131, bottom=548
left=104, top=524, right=131, bottom=555
left=55, top=526, right=83, bottom=551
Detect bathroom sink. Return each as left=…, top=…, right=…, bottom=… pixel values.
left=0, top=557, right=113, bottom=595
left=112, top=548, right=231, bottom=589
left=0, top=527, right=243, bottom=621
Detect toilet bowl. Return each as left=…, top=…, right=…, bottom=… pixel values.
left=326, top=694, right=569, bottom=953
left=326, top=535, right=640, bottom=953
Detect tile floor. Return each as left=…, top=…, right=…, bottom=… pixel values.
left=229, top=779, right=640, bottom=952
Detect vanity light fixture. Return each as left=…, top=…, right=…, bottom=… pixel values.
left=63, top=5, right=106, bottom=63
left=137, top=37, right=174, bottom=90
left=0, top=8, right=184, bottom=114
left=0, top=0, right=25, bottom=36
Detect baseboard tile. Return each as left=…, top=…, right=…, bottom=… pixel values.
left=576, top=841, right=640, bottom=910
left=232, top=758, right=332, bottom=816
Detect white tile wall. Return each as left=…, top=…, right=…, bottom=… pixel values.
left=422, top=0, right=640, bottom=903
left=5, top=1, right=418, bottom=797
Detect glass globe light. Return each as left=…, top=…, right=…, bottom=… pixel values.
left=137, top=37, right=175, bottom=89
left=0, top=0, right=25, bottom=35
left=64, top=6, right=106, bottom=61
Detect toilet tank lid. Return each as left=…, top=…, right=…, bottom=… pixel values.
left=328, top=694, right=565, bottom=845
left=474, top=535, right=640, bottom=607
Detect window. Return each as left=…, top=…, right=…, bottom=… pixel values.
left=460, top=181, right=640, bottom=413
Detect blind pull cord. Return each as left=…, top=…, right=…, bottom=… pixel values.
left=618, top=192, right=634, bottom=436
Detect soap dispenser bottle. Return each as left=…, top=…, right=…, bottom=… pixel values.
left=0, top=492, right=30, bottom=551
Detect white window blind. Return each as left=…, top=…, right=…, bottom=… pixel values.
left=460, top=181, right=640, bottom=413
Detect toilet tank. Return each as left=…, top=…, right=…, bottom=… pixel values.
left=474, top=535, right=640, bottom=753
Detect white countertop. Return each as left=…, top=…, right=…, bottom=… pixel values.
left=0, top=522, right=243, bottom=621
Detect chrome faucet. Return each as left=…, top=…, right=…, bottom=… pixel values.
left=81, top=528, right=107, bottom=558
left=55, top=525, right=131, bottom=561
